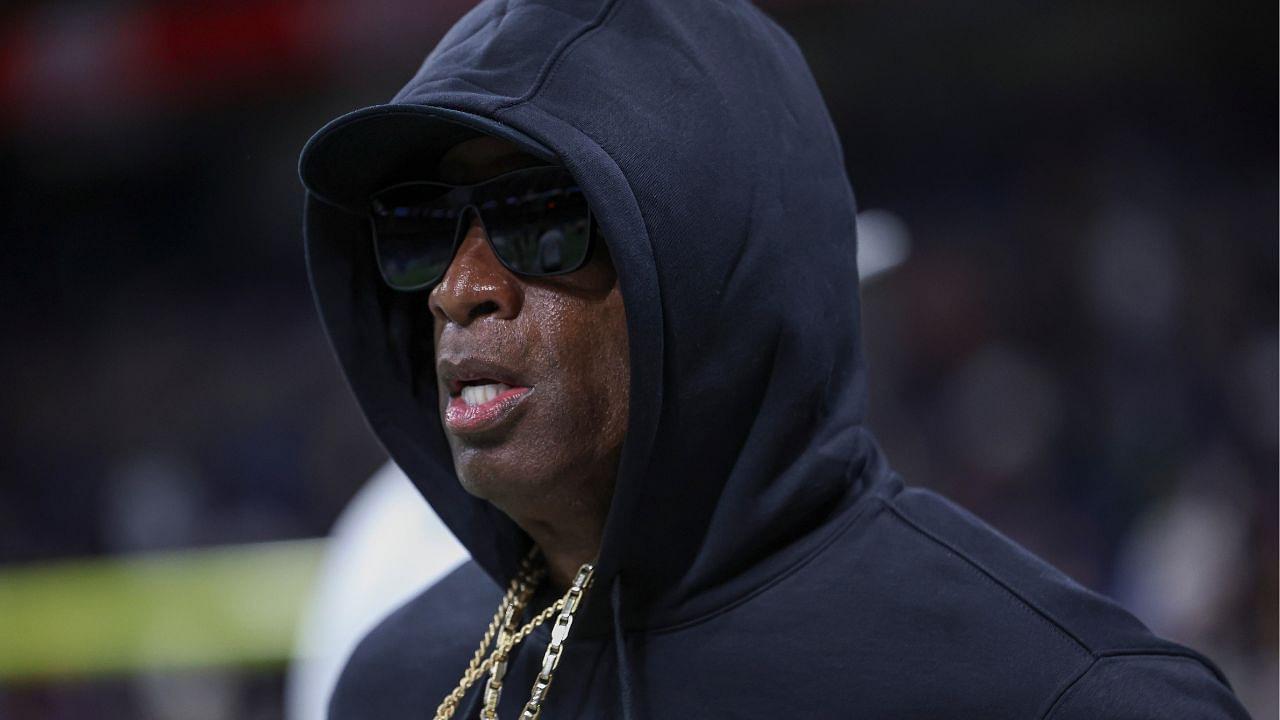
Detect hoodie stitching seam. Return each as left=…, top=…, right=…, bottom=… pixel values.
left=1039, top=654, right=1216, bottom=719
left=882, top=499, right=1094, bottom=657
left=495, top=0, right=623, bottom=113
left=1095, top=647, right=1234, bottom=686
left=1038, top=655, right=1098, bottom=720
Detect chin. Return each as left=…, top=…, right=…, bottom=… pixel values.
left=451, top=443, right=552, bottom=508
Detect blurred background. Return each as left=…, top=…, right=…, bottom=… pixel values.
left=0, top=0, right=1275, bottom=718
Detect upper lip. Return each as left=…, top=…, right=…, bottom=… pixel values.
left=436, top=355, right=529, bottom=396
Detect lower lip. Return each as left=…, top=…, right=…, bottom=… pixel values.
left=444, top=386, right=532, bottom=434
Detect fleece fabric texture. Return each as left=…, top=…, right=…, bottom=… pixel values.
left=298, top=0, right=1251, bottom=717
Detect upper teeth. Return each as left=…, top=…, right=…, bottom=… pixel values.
left=461, top=383, right=511, bottom=406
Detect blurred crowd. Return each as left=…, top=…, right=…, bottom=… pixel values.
left=0, top=0, right=1274, bottom=718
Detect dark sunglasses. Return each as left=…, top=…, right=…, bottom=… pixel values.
left=368, top=165, right=595, bottom=291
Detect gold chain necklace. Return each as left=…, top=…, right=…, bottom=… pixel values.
left=434, top=550, right=596, bottom=720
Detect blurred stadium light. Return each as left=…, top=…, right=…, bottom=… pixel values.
left=0, top=540, right=322, bottom=680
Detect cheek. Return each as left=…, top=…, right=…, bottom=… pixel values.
left=552, top=289, right=629, bottom=441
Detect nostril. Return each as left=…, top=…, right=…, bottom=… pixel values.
left=468, top=300, right=500, bottom=321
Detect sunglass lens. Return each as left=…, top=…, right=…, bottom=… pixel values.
left=369, top=184, right=459, bottom=290
left=481, top=169, right=592, bottom=276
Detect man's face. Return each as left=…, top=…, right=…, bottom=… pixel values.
left=428, top=137, right=630, bottom=524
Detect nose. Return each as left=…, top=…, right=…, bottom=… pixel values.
left=429, top=213, right=523, bottom=326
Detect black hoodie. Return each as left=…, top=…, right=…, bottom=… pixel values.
left=298, top=1, right=1251, bottom=718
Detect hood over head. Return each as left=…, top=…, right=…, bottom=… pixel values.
left=300, top=0, right=892, bottom=633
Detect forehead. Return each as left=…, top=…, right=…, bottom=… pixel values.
left=437, top=135, right=547, bottom=185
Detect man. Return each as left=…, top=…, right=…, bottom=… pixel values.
left=298, top=1, right=1250, bottom=717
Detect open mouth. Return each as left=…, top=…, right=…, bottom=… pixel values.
left=444, top=378, right=533, bottom=434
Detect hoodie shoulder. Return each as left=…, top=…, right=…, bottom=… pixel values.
left=328, top=560, right=500, bottom=720
left=885, top=487, right=1193, bottom=654
left=878, top=487, right=1244, bottom=714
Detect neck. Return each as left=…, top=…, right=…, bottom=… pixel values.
left=504, top=476, right=610, bottom=592
left=523, top=517, right=602, bottom=592
left=486, top=464, right=616, bottom=592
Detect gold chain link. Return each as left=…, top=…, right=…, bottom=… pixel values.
left=434, top=552, right=594, bottom=720
left=435, top=549, right=541, bottom=720
left=518, top=563, right=594, bottom=720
